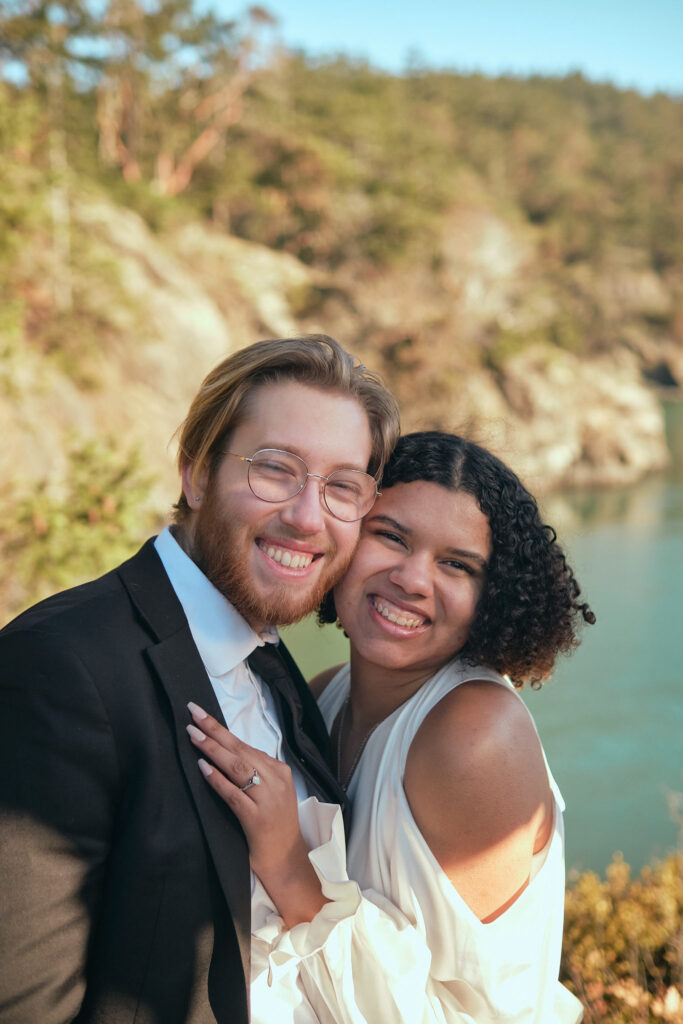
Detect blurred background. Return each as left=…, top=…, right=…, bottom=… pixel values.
left=1, top=2, right=681, bottom=1016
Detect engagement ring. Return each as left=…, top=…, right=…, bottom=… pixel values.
left=240, top=770, right=261, bottom=792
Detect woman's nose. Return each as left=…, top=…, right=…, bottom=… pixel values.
left=388, top=553, right=431, bottom=596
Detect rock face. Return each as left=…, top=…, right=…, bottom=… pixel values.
left=1, top=198, right=307, bottom=504
left=313, top=202, right=676, bottom=492
left=0, top=195, right=677, bottom=512
left=456, top=347, right=669, bottom=491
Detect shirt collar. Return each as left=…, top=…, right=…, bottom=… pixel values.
left=154, top=526, right=278, bottom=677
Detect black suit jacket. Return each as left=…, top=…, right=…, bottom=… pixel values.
left=0, top=539, right=345, bottom=1024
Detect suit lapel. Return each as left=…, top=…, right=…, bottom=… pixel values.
left=117, top=540, right=251, bottom=979
left=147, top=637, right=251, bottom=975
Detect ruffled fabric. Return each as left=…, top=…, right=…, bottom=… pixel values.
left=251, top=798, right=434, bottom=1024
left=249, top=797, right=583, bottom=1024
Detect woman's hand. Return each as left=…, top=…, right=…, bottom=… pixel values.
left=186, top=702, right=327, bottom=926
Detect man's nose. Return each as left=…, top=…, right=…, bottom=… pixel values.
left=279, top=476, right=327, bottom=533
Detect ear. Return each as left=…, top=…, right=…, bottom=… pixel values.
left=181, top=461, right=208, bottom=511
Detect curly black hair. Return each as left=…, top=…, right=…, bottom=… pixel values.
left=318, top=431, right=595, bottom=688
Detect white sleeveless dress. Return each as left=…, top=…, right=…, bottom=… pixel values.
left=250, top=658, right=583, bottom=1024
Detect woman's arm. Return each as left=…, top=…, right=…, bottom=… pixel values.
left=404, top=680, right=554, bottom=923
left=186, top=703, right=327, bottom=927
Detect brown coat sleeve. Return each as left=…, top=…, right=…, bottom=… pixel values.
left=0, top=628, right=120, bottom=1024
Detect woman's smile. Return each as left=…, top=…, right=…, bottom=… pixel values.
left=368, top=594, right=430, bottom=632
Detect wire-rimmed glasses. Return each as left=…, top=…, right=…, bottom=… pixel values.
left=223, top=448, right=380, bottom=522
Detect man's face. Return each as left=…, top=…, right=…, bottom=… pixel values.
left=181, top=381, right=374, bottom=631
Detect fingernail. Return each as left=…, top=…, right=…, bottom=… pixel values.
left=187, top=724, right=206, bottom=742
left=187, top=701, right=207, bottom=719
left=198, top=758, right=213, bottom=777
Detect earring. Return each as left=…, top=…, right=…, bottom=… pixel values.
left=194, top=495, right=201, bottom=503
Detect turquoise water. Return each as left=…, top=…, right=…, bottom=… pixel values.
left=530, top=474, right=683, bottom=875
left=283, top=402, right=683, bottom=877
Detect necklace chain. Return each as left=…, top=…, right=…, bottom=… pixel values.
left=335, top=696, right=379, bottom=790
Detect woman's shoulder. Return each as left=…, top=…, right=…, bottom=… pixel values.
left=309, top=663, right=347, bottom=700
left=411, top=677, right=538, bottom=773
left=404, top=678, right=554, bottom=922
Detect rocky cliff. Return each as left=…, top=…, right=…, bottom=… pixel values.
left=2, top=194, right=676, bottom=515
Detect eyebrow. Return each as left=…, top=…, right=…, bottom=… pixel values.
left=259, top=444, right=370, bottom=474
left=368, top=514, right=489, bottom=568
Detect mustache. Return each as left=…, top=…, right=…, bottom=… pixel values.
left=191, top=493, right=355, bottom=626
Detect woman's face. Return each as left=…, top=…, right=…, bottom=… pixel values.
left=333, top=481, right=492, bottom=679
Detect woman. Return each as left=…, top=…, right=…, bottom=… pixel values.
left=187, top=431, right=594, bottom=1023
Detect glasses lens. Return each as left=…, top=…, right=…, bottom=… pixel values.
left=248, top=450, right=306, bottom=502
left=323, top=470, right=378, bottom=522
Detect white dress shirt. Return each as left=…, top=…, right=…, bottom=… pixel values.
left=154, top=526, right=310, bottom=806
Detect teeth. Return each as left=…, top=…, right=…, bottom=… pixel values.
left=374, top=599, right=424, bottom=630
left=260, top=543, right=313, bottom=569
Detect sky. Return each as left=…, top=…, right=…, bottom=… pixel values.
left=214, top=0, right=683, bottom=97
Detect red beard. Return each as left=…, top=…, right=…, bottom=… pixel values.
left=188, top=482, right=353, bottom=629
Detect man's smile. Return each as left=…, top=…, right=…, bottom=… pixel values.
left=257, top=538, right=322, bottom=572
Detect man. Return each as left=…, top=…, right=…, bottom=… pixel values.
left=0, top=335, right=400, bottom=1024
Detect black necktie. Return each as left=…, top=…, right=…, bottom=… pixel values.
left=247, top=643, right=348, bottom=816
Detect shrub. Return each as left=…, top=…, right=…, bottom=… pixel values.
left=562, top=852, right=683, bottom=1022
left=1, top=436, right=163, bottom=617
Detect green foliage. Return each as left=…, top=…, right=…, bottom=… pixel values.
left=0, top=0, right=100, bottom=90
left=562, top=852, right=683, bottom=1023
left=2, top=13, right=682, bottom=369
left=0, top=84, right=146, bottom=386
left=0, top=85, right=44, bottom=340
left=2, top=5, right=682, bottom=279
left=177, top=58, right=683, bottom=284
left=2, top=437, right=162, bottom=613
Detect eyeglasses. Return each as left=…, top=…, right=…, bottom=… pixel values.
left=223, top=448, right=380, bottom=522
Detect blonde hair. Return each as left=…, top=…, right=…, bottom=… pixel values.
left=174, top=334, right=400, bottom=521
